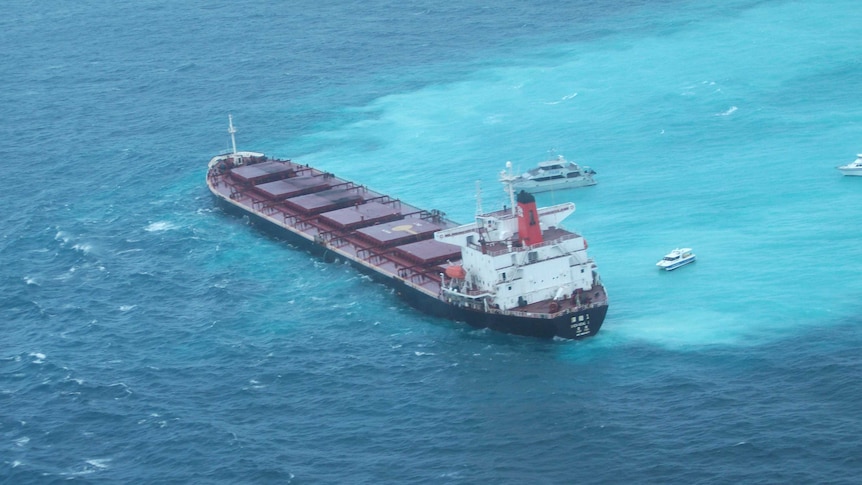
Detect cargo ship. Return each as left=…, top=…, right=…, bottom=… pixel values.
left=206, top=116, right=608, bottom=339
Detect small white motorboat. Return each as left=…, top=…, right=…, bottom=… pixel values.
left=656, top=248, right=696, bottom=271
left=837, top=154, right=862, bottom=176
left=500, top=156, right=596, bottom=193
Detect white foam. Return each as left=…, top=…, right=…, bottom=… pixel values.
left=119, top=305, right=136, bottom=312
left=545, top=91, right=578, bottom=105
left=72, top=243, right=92, bottom=254
left=717, top=106, right=737, bottom=116
left=145, top=221, right=178, bottom=232
left=85, top=458, right=111, bottom=469
left=109, top=382, right=132, bottom=399
left=14, top=436, right=29, bottom=447
left=65, top=374, right=84, bottom=385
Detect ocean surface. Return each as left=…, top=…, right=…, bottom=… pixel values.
left=2, top=0, right=862, bottom=482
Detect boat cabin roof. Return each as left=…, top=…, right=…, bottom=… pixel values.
left=664, top=248, right=693, bottom=257
left=537, top=162, right=565, bottom=170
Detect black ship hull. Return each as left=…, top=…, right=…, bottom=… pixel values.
left=212, top=195, right=606, bottom=340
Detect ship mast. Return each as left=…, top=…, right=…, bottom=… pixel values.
left=228, top=114, right=238, bottom=155
left=505, top=161, right=516, bottom=216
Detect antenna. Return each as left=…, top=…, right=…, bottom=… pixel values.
left=228, top=114, right=238, bottom=155
left=475, top=180, right=483, bottom=216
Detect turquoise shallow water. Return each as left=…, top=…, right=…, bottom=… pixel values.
left=2, top=0, right=862, bottom=482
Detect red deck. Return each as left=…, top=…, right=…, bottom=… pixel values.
left=230, top=160, right=297, bottom=184
left=355, top=219, right=448, bottom=247
left=285, top=188, right=366, bottom=215
left=392, top=239, right=462, bottom=265
left=209, top=158, right=463, bottom=296
left=319, top=201, right=403, bottom=230
left=255, top=175, right=332, bottom=199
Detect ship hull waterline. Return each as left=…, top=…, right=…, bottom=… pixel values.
left=211, top=192, right=606, bottom=340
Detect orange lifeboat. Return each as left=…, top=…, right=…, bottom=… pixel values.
left=445, top=265, right=466, bottom=279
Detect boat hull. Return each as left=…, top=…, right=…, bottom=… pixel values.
left=837, top=167, right=862, bottom=176
left=657, top=257, right=696, bottom=271
left=512, top=177, right=597, bottom=193
left=211, top=192, right=607, bottom=339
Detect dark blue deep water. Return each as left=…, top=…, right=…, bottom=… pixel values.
left=3, top=1, right=862, bottom=482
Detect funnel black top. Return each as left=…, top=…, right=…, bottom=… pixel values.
left=516, top=190, right=536, bottom=204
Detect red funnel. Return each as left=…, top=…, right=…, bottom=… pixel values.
left=517, top=191, right=543, bottom=246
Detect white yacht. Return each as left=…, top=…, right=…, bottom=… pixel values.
left=656, top=248, right=696, bottom=271
left=837, top=154, right=862, bottom=176
left=500, top=156, right=596, bottom=193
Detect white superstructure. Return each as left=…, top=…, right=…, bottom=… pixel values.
left=436, top=189, right=598, bottom=312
